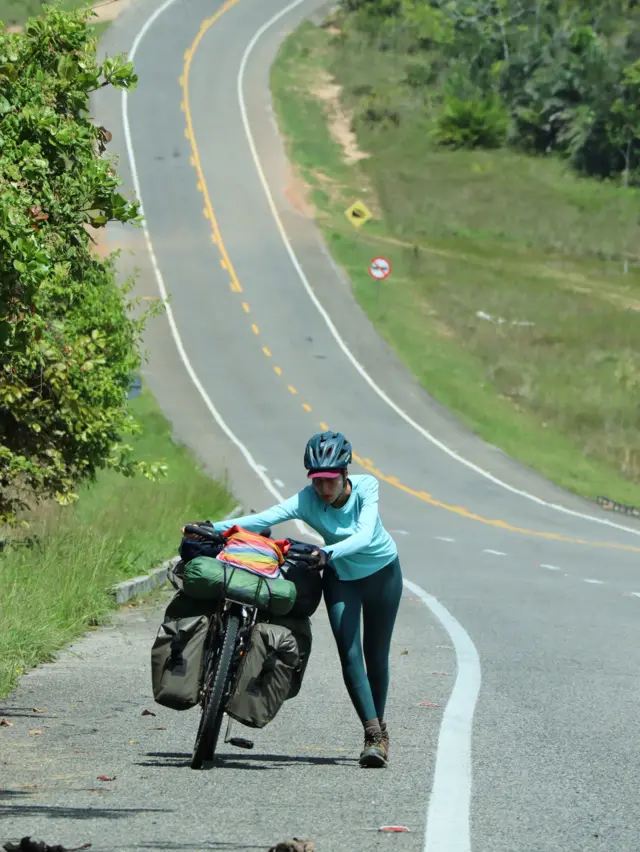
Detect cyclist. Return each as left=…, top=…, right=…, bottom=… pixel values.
left=203, top=431, right=402, bottom=769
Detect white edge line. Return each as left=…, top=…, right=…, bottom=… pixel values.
left=403, top=578, right=481, bottom=852
left=238, top=11, right=481, bottom=851
left=122, top=8, right=481, bottom=852
left=120, top=0, right=321, bottom=544
left=235, top=0, right=640, bottom=541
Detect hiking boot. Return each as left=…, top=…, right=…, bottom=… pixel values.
left=380, top=721, right=389, bottom=752
left=359, top=726, right=388, bottom=768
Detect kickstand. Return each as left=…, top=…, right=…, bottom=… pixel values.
left=224, top=713, right=234, bottom=744
left=222, top=713, right=255, bottom=750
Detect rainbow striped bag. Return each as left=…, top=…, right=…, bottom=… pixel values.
left=216, top=526, right=290, bottom=579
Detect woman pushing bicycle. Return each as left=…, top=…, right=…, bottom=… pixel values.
left=203, top=431, right=403, bottom=769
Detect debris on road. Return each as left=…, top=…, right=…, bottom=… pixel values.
left=268, top=839, right=316, bottom=852
left=379, top=825, right=410, bottom=832
left=0, top=719, right=14, bottom=727
left=3, top=838, right=92, bottom=852
left=96, top=775, right=116, bottom=782
left=140, top=709, right=156, bottom=716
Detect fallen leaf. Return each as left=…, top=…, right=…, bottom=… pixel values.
left=128, top=739, right=139, bottom=744
left=151, top=727, right=167, bottom=731
left=431, top=671, right=449, bottom=676
left=141, top=709, right=156, bottom=717
left=0, top=719, right=14, bottom=727
left=379, top=825, right=410, bottom=832
left=400, top=650, right=409, bottom=655
left=32, top=708, right=48, bottom=713
left=96, top=775, right=116, bottom=782
left=20, top=783, right=39, bottom=788
left=419, top=701, right=439, bottom=708
left=28, top=729, right=42, bottom=735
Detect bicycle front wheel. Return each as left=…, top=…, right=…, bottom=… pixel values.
left=191, top=612, right=239, bottom=770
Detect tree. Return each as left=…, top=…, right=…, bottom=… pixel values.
left=608, top=59, right=640, bottom=186
left=0, top=4, right=164, bottom=524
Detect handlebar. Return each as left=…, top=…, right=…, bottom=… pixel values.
left=182, top=525, right=324, bottom=568
left=183, top=524, right=224, bottom=543
left=182, top=524, right=273, bottom=541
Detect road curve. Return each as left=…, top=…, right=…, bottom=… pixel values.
left=5, top=1, right=639, bottom=850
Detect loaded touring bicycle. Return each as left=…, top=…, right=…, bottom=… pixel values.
left=151, top=522, right=323, bottom=769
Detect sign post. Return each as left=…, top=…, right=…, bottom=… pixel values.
left=368, top=256, right=391, bottom=315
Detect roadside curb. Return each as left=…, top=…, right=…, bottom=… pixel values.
left=108, top=504, right=244, bottom=605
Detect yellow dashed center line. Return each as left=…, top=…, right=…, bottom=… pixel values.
left=251, top=324, right=259, bottom=335
left=178, top=7, right=640, bottom=554
left=353, top=454, right=640, bottom=552
left=288, top=385, right=297, bottom=395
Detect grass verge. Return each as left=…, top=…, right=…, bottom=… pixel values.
left=0, top=386, right=234, bottom=698
left=270, top=20, right=640, bottom=505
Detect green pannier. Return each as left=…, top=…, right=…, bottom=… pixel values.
left=182, top=555, right=297, bottom=616
left=151, top=613, right=209, bottom=711
left=150, top=592, right=218, bottom=711
left=226, top=619, right=308, bottom=729
left=164, top=589, right=217, bottom=620
left=267, top=613, right=312, bottom=701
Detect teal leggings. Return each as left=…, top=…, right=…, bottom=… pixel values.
left=322, top=557, right=403, bottom=725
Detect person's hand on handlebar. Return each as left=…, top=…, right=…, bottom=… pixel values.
left=310, top=549, right=329, bottom=571
left=181, top=521, right=214, bottom=541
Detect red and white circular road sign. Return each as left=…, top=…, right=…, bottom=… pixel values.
left=369, top=256, right=391, bottom=280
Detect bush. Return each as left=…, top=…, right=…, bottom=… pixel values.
left=0, top=4, right=163, bottom=524
left=433, top=94, right=509, bottom=149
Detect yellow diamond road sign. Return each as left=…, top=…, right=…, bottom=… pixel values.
left=345, top=200, right=372, bottom=228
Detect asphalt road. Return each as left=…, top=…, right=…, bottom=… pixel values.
left=3, top=0, right=640, bottom=850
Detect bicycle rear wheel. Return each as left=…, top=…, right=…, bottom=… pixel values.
left=191, top=612, right=239, bottom=770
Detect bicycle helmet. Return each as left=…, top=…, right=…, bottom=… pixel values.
left=304, top=431, right=352, bottom=478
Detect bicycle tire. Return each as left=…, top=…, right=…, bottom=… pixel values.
left=190, top=612, right=240, bottom=770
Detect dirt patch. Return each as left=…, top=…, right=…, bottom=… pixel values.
left=312, top=72, right=371, bottom=166
left=283, top=166, right=314, bottom=217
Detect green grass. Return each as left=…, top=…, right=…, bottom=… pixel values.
left=270, top=21, right=640, bottom=505
left=0, top=0, right=108, bottom=30
left=0, top=386, right=234, bottom=698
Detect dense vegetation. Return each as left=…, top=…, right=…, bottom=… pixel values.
left=341, top=0, right=640, bottom=185
left=0, top=5, right=163, bottom=524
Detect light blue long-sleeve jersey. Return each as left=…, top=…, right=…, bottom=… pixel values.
left=212, top=474, right=398, bottom=581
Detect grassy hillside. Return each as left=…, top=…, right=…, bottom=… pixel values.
left=270, top=20, right=640, bottom=506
